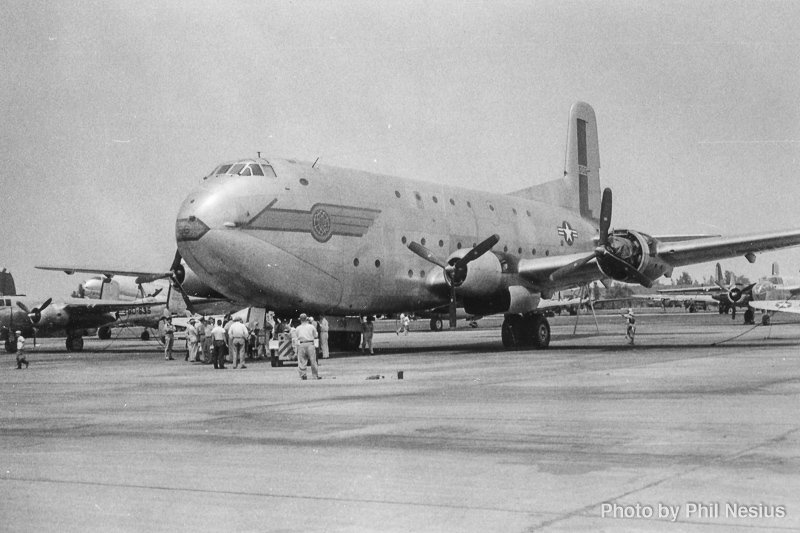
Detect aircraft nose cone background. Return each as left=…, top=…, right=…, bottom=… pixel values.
left=177, top=185, right=240, bottom=232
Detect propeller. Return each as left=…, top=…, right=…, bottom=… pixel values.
left=16, top=298, right=53, bottom=325
left=549, top=188, right=654, bottom=288
left=168, top=250, right=194, bottom=313
left=408, top=234, right=500, bottom=328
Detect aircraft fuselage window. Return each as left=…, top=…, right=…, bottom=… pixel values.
left=229, top=163, right=245, bottom=175
left=4, top=299, right=10, bottom=306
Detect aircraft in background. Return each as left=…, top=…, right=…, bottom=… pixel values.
left=36, top=261, right=236, bottom=340
left=657, top=263, right=755, bottom=321
left=166, top=102, right=800, bottom=350
left=0, top=270, right=161, bottom=352
left=747, top=263, right=800, bottom=323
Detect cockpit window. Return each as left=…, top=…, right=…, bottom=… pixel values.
left=229, top=163, right=245, bottom=175
left=216, top=164, right=232, bottom=175
left=239, top=165, right=252, bottom=176
left=261, top=164, right=277, bottom=177
left=249, top=164, right=264, bottom=176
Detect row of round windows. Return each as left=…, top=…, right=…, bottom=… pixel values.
left=398, top=235, right=552, bottom=256
left=394, top=190, right=531, bottom=216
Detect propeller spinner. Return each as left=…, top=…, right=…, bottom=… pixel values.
left=16, top=298, right=53, bottom=325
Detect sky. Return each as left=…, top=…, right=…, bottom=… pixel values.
left=2, top=0, right=799, bottom=299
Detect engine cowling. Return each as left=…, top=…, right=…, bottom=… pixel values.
left=34, top=305, right=70, bottom=329
left=175, top=263, right=226, bottom=299
left=596, top=230, right=671, bottom=285
left=446, top=249, right=503, bottom=298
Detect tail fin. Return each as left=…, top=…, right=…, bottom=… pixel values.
left=0, top=268, right=17, bottom=296
left=715, top=263, right=724, bottom=286
left=772, top=262, right=779, bottom=276
left=509, top=102, right=601, bottom=222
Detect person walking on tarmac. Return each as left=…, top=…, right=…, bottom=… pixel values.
left=622, top=308, right=636, bottom=344
left=396, top=313, right=410, bottom=336
left=295, top=313, right=320, bottom=380
left=15, top=331, right=29, bottom=369
left=318, top=313, right=329, bottom=359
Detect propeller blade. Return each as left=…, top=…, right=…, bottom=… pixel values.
left=600, top=251, right=654, bottom=288
left=549, top=253, right=595, bottom=281
left=454, top=234, right=500, bottom=271
left=407, top=242, right=450, bottom=270
left=449, top=286, right=457, bottom=328
left=16, top=301, right=30, bottom=314
left=731, top=304, right=736, bottom=320
left=38, top=298, right=52, bottom=312
left=598, top=188, right=612, bottom=247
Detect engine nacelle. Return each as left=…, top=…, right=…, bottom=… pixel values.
left=463, top=285, right=541, bottom=316
left=596, top=230, right=671, bottom=285
left=35, top=305, right=70, bottom=329
left=176, top=263, right=226, bottom=299
left=447, top=249, right=504, bottom=298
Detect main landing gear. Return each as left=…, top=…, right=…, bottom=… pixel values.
left=501, top=313, right=551, bottom=350
left=66, top=335, right=84, bottom=352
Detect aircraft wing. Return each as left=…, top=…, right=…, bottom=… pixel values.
left=36, top=265, right=172, bottom=284
left=657, top=286, right=722, bottom=295
left=654, top=229, right=800, bottom=267
left=749, top=300, right=800, bottom=315
left=60, top=298, right=164, bottom=314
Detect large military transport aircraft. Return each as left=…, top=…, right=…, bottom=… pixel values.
left=172, top=102, right=800, bottom=350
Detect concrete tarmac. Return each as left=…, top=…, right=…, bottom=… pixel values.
left=2, top=311, right=799, bottom=532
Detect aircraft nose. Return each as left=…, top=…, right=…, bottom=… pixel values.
left=176, top=185, right=244, bottom=243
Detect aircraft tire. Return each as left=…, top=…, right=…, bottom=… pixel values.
left=762, top=314, right=771, bottom=326
left=743, top=309, right=754, bottom=325
left=528, top=315, right=551, bottom=349
left=501, top=315, right=524, bottom=349
left=4, top=340, right=17, bottom=354
left=141, top=330, right=150, bottom=341
left=430, top=318, right=443, bottom=332
left=68, top=336, right=84, bottom=352
left=98, top=326, right=112, bottom=340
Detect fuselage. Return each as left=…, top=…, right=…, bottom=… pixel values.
left=176, top=158, right=599, bottom=316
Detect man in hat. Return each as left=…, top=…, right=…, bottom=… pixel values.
left=622, top=308, right=636, bottom=344
left=186, top=318, right=200, bottom=362
left=197, top=317, right=206, bottom=362
left=15, top=331, right=29, bottom=369
left=162, top=316, right=175, bottom=360
left=295, top=313, right=320, bottom=380
left=227, top=316, right=250, bottom=369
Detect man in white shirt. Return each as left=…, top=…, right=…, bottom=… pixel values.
left=228, top=317, right=250, bottom=369
left=295, top=313, right=320, bottom=380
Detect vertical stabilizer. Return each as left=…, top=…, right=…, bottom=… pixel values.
left=509, top=102, right=601, bottom=222
left=564, top=102, right=601, bottom=222
left=772, top=262, right=779, bottom=276
left=0, top=269, right=17, bottom=296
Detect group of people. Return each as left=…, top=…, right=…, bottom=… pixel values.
left=160, top=313, right=271, bottom=370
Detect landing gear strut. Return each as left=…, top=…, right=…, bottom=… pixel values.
left=501, top=313, right=551, bottom=350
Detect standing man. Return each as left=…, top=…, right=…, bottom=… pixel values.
left=203, top=317, right=214, bottom=364
left=185, top=319, right=199, bottom=362
left=15, top=330, right=28, bottom=369
left=197, top=317, right=206, bottom=362
left=228, top=317, right=249, bottom=369
left=163, top=317, right=175, bottom=360
left=318, top=313, right=329, bottom=359
left=396, top=313, right=410, bottom=336
left=361, top=315, right=375, bottom=355
left=622, top=308, right=636, bottom=345
left=296, top=313, right=320, bottom=380
left=211, top=319, right=227, bottom=369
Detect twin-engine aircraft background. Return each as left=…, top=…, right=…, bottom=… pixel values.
left=171, top=102, right=800, bottom=349
left=35, top=257, right=236, bottom=341
left=0, top=270, right=162, bottom=352
left=657, top=263, right=756, bottom=321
